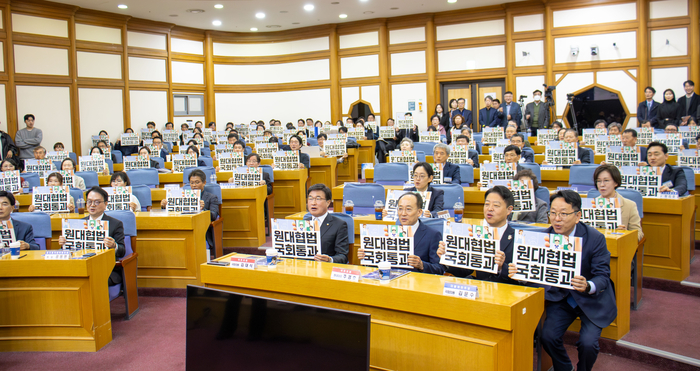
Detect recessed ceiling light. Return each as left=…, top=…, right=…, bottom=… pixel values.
left=339, top=14, right=348, bottom=18
left=448, top=0, right=457, bottom=3
left=360, top=0, right=369, bottom=2
left=304, top=4, right=314, bottom=11
left=186, top=9, right=205, bottom=14
left=212, top=20, right=222, bottom=26
left=250, top=27, right=258, bottom=31
left=118, top=4, right=128, bottom=9
left=214, top=4, right=224, bottom=9
left=256, top=12, right=266, bottom=19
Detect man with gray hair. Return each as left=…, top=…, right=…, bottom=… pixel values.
left=433, top=143, right=461, bottom=184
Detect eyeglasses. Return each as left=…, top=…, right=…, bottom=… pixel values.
left=86, top=200, right=104, bottom=206
left=548, top=210, right=579, bottom=220
left=307, top=197, right=326, bottom=202
left=413, top=174, right=429, bottom=180
left=596, top=179, right=613, bottom=185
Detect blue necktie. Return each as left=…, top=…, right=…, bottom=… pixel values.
left=566, top=293, right=578, bottom=308
left=647, top=102, right=652, bottom=117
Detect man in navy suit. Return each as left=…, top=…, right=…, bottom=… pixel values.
left=621, top=129, right=648, bottom=164
left=432, top=143, right=461, bottom=185
left=479, top=96, right=499, bottom=129
left=647, top=141, right=688, bottom=195
left=509, top=135, right=535, bottom=163
left=358, top=192, right=443, bottom=274
left=405, top=162, right=444, bottom=218
left=500, top=91, right=522, bottom=128
left=451, top=98, right=473, bottom=129
left=0, top=191, right=39, bottom=250
left=454, top=135, right=480, bottom=168
left=636, top=86, right=660, bottom=127
left=510, top=190, right=617, bottom=371
left=437, top=186, right=519, bottom=284
left=304, top=184, right=348, bottom=264
left=678, top=80, right=699, bottom=123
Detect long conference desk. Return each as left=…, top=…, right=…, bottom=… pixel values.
left=201, top=255, right=545, bottom=371
left=0, top=249, right=116, bottom=352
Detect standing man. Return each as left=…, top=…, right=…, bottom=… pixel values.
left=479, top=96, right=499, bottom=129
left=304, top=184, right=349, bottom=264
left=451, top=98, right=473, bottom=129
left=524, top=90, right=551, bottom=136
left=15, top=114, right=43, bottom=160
left=677, top=80, right=699, bottom=124
left=637, top=86, right=660, bottom=128
left=500, top=91, right=522, bottom=129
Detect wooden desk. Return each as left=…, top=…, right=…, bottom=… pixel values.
left=356, top=140, right=376, bottom=171
left=309, top=157, right=338, bottom=188
left=337, top=147, right=358, bottom=184
left=272, top=168, right=308, bottom=218
left=201, top=256, right=545, bottom=371
left=0, top=249, right=115, bottom=352
left=642, top=196, right=695, bottom=281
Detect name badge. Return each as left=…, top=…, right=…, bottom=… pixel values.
left=659, top=191, right=679, bottom=199
left=437, top=210, right=450, bottom=220
left=443, top=282, right=479, bottom=300
left=662, top=181, right=674, bottom=188
left=541, top=165, right=558, bottom=171
left=330, top=267, right=361, bottom=282
left=444, top=177, right=452, bottom=183
left=230, top=257, right=257, bottom=270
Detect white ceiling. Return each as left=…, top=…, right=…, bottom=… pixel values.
left=51, top=0, right=522, bottom=33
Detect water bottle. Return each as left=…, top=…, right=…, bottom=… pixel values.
left=344, top=200, right=354, bottom=216
left=22, top=180, right=29, bottom=194
left=210, top=172, right=217, bottom=184
left=77, top=198, right=85, bottom=213
left=374, top=200, right=384, bottom=220
left=454, top=201, right=464, bottom=223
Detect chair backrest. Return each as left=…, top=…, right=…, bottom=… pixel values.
left=199, top=156, right=214, bottom=167
left=105, top=210, right=136, bottom=256
left=11, top=212, right=51, bottom=250
left=414, top=142, right=436, bottom=155
left=52, top=160, right=62, bottom=170
left=568, top=164, right=599, bottom=191
left=583, top=147, right=594, bottom=162
left=69, top=187, right=84, bottom=203
left=22, top=172, right=40, bottom=190
left=589, top=189, right=644, bottom=218
left=112, top=150, right=123, bottom=163
left=519, top=163, right=541, bottom=184
left=432, top=183, right=465, bottom=216
left=68, top=152, right=78, bottom=162
left=374, top=163, right=409, bottom=185
left=419, top=217, right=446, bottom=233
left=126, top=168, right=159, bottom=188
left=307, top=138, right=318, bottom=146
left=331, top=212, right=355, bottom=244
left=200, top=147, right=212, bottom=157
left=535, top=186, right=550, bottom=208
left=75, top=171, right=99, bottom=189
left=204, top=183, right=222, bottom=203
left=183, top=166, right=216, bottom=185
left=105, top=159, right=114, bottom=174
left=342, top=183, right=385, bottom=214
left=152, top=156, right=165, bottom=169
left=679, top=166, right=695, bottom=193
left=415, top=151, right=426, bottom=162
left=510, top=222, right=548, bottom=233
left=260, top=165, right=274, bottom=182
left=131, top=184, right=152, bottom=211
left=457, top=164, right=475, bottom=186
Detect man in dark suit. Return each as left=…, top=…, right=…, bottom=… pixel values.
left=621, top=129, right=648, bottom=164
left=500, top=91, right=522, bottom=127
left=454, top=135, right=480, bottom=168
left=0, top=191, right=39, bottom=250
left=563, top=128, right=591, bottom=164
left=636, top=86, right=661, bottom=127
left=511, top=169, right=549, bottom=223
left=678, top=80, right=699, bottom=123
left=478, top=96, right=499, bottom=129
left=304, top=184, right=348, bottom=264
left=451, top=98, right=473, bottom=129
left=359, top=192, right=443, bottom=274
left=504, top=145, right=527, bottom=174
left=375, top=118, right=398, bottom=163
left=647, top=141, right=688, bottom=195
left=432, top=143, right=461, bottom=185
left=59, top=186, right=125, bottom=285
left=437, top=186, right=519, bottom=284
left=406, top=162, right=444, bottom=218
left=510, top=190, right=617, bottom=371
left=510, top=134, right=535, bottom=163
left=524, top=90, right=552, bottom=136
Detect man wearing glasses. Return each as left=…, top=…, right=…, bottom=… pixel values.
left=503, top=145, right=526, bottom=173
left=58, top=186, right=125, bottom=286
left=305, top=184, right=348, bottom=264
left=509, top=190, right=617, bottom=371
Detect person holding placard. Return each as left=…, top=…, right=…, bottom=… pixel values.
left=503, top=145, right=527, bottom=173
left=114, top=128, right=139, bottom=156
left=303, top=184, right=348, bottom=264
left=33, top=146, right=47, bottom=160
left=89, top=146, right=111, bottom=175
left=510, top=169, right=548, bottom=223
left=316, top=134, right=348, bottom=164
left=510, top=134, right=534, bottom=162
left=0, top=191, right=39, bottom=250
left=621, top=129, right=648, bottom=165
left=28, top=172, right=75, bottom=213
left=359, top=192, right=444, bottom=274
left=137, top=147, right=160, bottom=169
left=429, top=115, right=446, bottom=136
left=593, top=165, right=643, bottom=240
left=60, top=186, right=125, bottom=285
left=542, top=128, right=591, bottom=165
left=151, top=136, right=169, bottom=161
left=406, top=162, right=444, bottom=218
left=61, top=158, right=86, bottom=190
left=1, top=159, right=24, bottom=188
left=184, top=145, right=208, bottom=168
left=287, top=135, right=310, bottom=169
left=437, top=185, right=519, bottom=284
left=432, top=143, right=460, bottom=185
left=647, top=141, right=688, bottom=195
left=508, top=190, right=617, bottom=371
left=453, top=135, right=479, bottom=168
left=110, top=172, right=141, bottom=212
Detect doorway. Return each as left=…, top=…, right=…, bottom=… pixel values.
left=441, top=80, right=506, bottom=132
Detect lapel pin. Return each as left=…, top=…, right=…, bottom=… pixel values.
left=508, top=235, right=512, bottom=240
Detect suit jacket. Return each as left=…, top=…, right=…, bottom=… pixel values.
left=201, top=189, right=221, bottom=249
left=543, top=222, right=617, bottom=329
left=305, top=213, right=349, bottom=264
left=11, top=218, right=40, bottom=250
left=407, top=185, right=444, bottom=217
left=662, top=164, right=687, bottom=196
left=502, top=102, right=522, bottom=125
left=451, top=109, right=473, bottom=129
left=521, top=149, right=535, bottom=163
left=298, top=151, right=311, bottom=169
left=395, top=127, right=419, bottom=143
left=617, top=194, right=644, bottom=241
left=479, top=108, right=499, bottom=128
left=446, top=224, right=520, bottom=285
left=158, top=148, right=169, bottom=162
left=524, top=102, right=551, bottom=128
left=0, top=131, right=19, bottom=161
left=437, top=113, right=450, bottom=132
left=511, top=198, right=549, bottom=224
left=412, top=220, right=444, bottom=274
left=262, top=171, right=272, bottom=195
left=636, top=100, right=661, bottom=127
left=678, top=93, right=700, bottom=120
left=442, top=162, right=461, bottom=185
left=468, top=149, right=480, bottom=168
left=658, top=102, right=682, bottom=128
left=578, top=147, right=592, bottom=164
left=639, top=146, right=648, bottom=164
left=82, top=214, right=125, bottom=259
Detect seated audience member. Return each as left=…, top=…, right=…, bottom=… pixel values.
left=459, top=127, right=483, bottom=153
left=97, top=130, right=113, bottom=149
left=432, top=143, right=461, bottom=185
left=620, top=129, right=648, bottom=165
left=359, top=192, right=444, bottom=274
left=226, top=132, right=239, bottom=145
left=337, top=126, right=359, bottom=147
left=511, top=169, right=548, bottom=223
left=110, top=172, right=142, bottom=212
left=394, top=114, right=420, bottom=143
left=399, top=137, right=414, bottom=151
left=33, top=146, right=47, bottom=160
left=53, top=142, right=65, bottom=152
left=639, top=119, right=653, bottom=128
left=437, top=186, right=516, bottom=283
left=316, top=134, right=348, bottom=163
left=137, top=147, right=161, bottom=169
left=161, top=169, right=220, bottom=248
left=303, top=183, right=349, bottom=264
left=503, top=145, right=526, bottom=173
left=88, top=146, right=112, bottom=175
left=0, top=191, right=38, bottom=250
left=185, top=145, right=209, bottom=168
left=667, top=124, right=691, bottom=149
left=353, top=121, right=369, bottom=140
left=504, top=125, right=517, bottom=140
left=593, top=165, right=643, bottom=240
left=60, top=158, right=86, bottom=190
left=287, top=135, right=310, bottom=169
left=151, top=136, right=169, bottom=161
left=508, top=190, right=617, bottom=371
left=228, top=154, right=272, bottom=194
left=647, top=141, right=687, bottom=195
left=430, top=115, right=447, bottom=136
left=594, top=119, right=608, bottom=130
left=551, top=120, right=564, bottom=132
left=543, top=128, right=591, bottom=165
left=452, top=135, right=480, bottom=168
left=557, top=128, right=567, bottom=141
left=178, top=123, right=190, bottom=145
left=375, top=118, right=398, bottom=163
left=1, top=159, right=24, bottom=188
left=510, top=133, right=534, bottom=163
left=405, top=162, right=444, bottom=218
left=114, top=128, right=139, bottom=156
left=607, top=123, right=622, bottom=135
left=28, top=172, right=75, bottom=212
left=60, top=186, right=126, bottom=285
